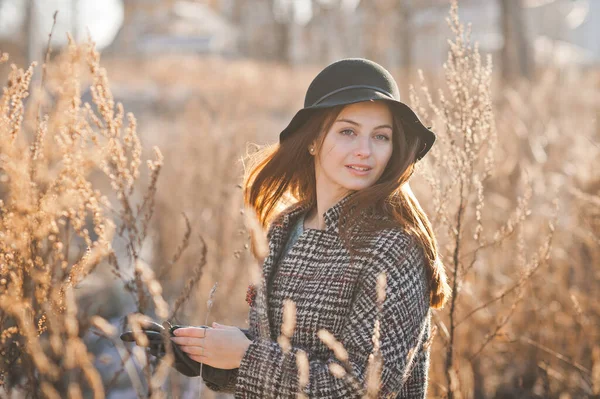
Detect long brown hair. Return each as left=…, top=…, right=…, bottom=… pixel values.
left=241, top=102, right=450, bottom=309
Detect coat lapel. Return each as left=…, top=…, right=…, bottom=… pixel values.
left=254, top=201, right=311, bottom=339
left=261, top=202, right=311, bottom=281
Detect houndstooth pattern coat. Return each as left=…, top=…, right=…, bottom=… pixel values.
left=205, top=193, right=432, bottom=398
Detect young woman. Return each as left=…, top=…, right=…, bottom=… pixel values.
left=133, top=58, right=450, bottom=398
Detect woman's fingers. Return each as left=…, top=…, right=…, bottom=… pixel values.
left=179, top=345, right=206, bottom=356
left=212, top=322, right=237, bottom=330
left=172, top=327, right=207, bottom=338
left=170, top=336, right=203, bottom=346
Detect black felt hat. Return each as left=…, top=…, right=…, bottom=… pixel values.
left=279, top=58, right=436, bottom=162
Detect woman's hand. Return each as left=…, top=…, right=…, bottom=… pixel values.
left=170, top=322, right=252, bottom=370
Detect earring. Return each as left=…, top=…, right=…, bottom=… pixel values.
left=309, top=147, right=315, bottom=154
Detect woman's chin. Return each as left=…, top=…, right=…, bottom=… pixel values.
left=338, top=180, right=373, bottom=191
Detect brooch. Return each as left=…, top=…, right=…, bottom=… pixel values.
left=245, top=284, right=257, bottom=308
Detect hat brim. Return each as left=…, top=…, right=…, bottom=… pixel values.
left=279, top=87, right=435, bottom=161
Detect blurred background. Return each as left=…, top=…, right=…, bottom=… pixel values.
left=0, top=0, right=598, bottom=398
left=2, top=0, right=600, bottom=72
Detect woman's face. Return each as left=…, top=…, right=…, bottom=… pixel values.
left=312, top=101, right=394, bottom=198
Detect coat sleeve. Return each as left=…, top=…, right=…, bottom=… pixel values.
left=233, top=236, right=432, bottom=398
left=203, top=218, right=283, bottom=393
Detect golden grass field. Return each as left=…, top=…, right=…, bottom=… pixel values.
left=0, top=4, right=598, bottom=398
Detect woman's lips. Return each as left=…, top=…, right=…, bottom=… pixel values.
left=346, top=165, right=371, bottom=176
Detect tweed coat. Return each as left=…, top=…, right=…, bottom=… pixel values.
left=205, top=193, right=432, bottom=398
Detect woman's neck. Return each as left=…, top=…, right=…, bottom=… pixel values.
left=303, top=207, right=321, bottom=230
left=303, top=190, right=355, bottom=231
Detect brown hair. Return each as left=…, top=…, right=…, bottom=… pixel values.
left=241, top=102, right=450, bottom=309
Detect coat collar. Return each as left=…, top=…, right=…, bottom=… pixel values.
left=274, top=190, right=360, bottom=236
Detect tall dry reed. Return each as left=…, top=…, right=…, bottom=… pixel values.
left=0, top=37, right=192, bottom=397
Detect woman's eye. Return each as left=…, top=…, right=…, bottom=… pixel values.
left=340, top=130, right=389, bottom=141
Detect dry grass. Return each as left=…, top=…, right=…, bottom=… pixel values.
left=0, top=36, right=189, bottom=397
left=0, top=1, right=598, bottom=398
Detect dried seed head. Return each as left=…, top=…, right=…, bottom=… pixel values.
left=365, top=351, right=383, bottom=398
left=41, top=382, right=61, bottom=399
left=0, top=326, right=18, bottom=344
left=135, top=260, right=169, bottom=319
left=296, top=349, right=309, bottom=389
left=376, top=272, right=387, bottom=305
left=154, top=296, right=169, bottom=319
left=128, top=313, right=152, bottom=347
left=132, top=345, right=147, bottom=366
left=371, top=319, right=381, bottom=354
left=51, top=334, right=63, bottom=356
left=150, top=392, right=166, bottom=399
left=151, top=353, right=174, bottom=390
left=68, top=383, right=83, bottom=399
left=243, top=206, right=269, bottom=262
left=64, top=287, right=79, bottom=337
left=277, top=335, right=291, bottom=354
left=281, top=299, right=296, bottom=338
left=328, top=362, right=346, bottom=378
left=317, top=329, right=348, bottom=363
left=207, top=282, right=218, bottom=310
left=91, top=316, right=116, bottom=337
left=592, top=346, right=600, bottom=395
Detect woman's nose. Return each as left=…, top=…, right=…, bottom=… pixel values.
left=354, top=137, right=372, bottom=157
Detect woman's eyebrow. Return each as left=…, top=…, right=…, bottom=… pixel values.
left=335, top=118, right=392, bottom=130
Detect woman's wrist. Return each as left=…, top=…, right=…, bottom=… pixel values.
left=237, top=337, right=253, bottom=368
